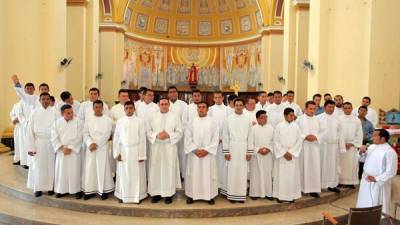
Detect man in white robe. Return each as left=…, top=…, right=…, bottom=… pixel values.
left=255, top=91, right=269, bottom=111
left=147, top=98, right=183, bottom=204
left=266, top=91, right=287, bottom=127
left=333, top=95, right=344, bottom=116
left=284, top=90, right=303, bottom=118
left=222, top=98, right=254, bottom=203
left=26, top=93, right=58, bottom=197
left=208, top=91, right=229, bottom=192
left=10, top=101, right=22, bottom=165
left=273, top=108, right=303, bottom=203
left=113, top=101, right=147, bottom=204
left=168, top=86, right=188, bottom=180
left=357, top=129, right=398, bottom=214
left=244, top=97, right=257, bottom=125
left=185, top=101, right=219, bottom=205
left=339, top=102, right=363, bottom=188
left=51, top=105, right=83, bottom=199
left=318, top=100, right=345, bottom=193
left=136, top=89, right=159, bottom=122
left=134, top=86, right=147, bottom=113
left=181, top=89, right=202, bottom=178
left=78, top=87, right=110, bottom=121
left=82, top=100, right=115, bottom=200
left=226, top=94, right=237, bottom=115
left=56, top=91, right=81, bottom=116
left=297, top=101, right=322, bottom=198
left=249, top=110, right=274, bottom=200
left=110, top=89, right=130, bottom=122
left=352, top=96, right=378, bottom=127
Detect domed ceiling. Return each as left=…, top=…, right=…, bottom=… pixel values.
left=123, top=0, right=264, bottom=42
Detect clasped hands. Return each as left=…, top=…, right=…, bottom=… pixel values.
left=224, top=154, right=252, bottom=161
left=305, top=134, right=317, bottom=142
left=157, top=130, right=170, bottom=140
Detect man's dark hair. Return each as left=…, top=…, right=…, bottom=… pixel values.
left=60, top=91, right=71, bottom=101
left=376, top=129, right=390, bottom=142
left=39, top=92, right=51, bottom=98
left=324, top=93, right=331, bottom=98
left=335, top=95, right=343, bottom=100
left=50, top=96, right=55, bottom=102
left=256, top=110, right=267, bottom=118
left=139, top=86, right=147, bottom=93
left=358, top=105, right=368, bottom=111
left=197, top=101, right=209, bottom=108
left=159, top=97, right=170, bottom=103
left=118, top=89, right=129, bottom=95
left=39, top=83, right=49, bottom=89
left=89, top=87, right=100, bottom=94
left=267, top=92, right=274, bottom=97
left=363, top=96, right=371, bottom=103
left=313, top=93, right=322, bottom=101
left=124, top=101, right=135, bottom=108
left=167, top=86, right=178, bottom=92
left=247, top=96, right=257, bottom=103
left=228, top=94, right=238, bottom=102
left=343, top=101, right=352, bottom=107
left=233, top=98, right=245, bottom=105
left=192, top=89, right=201, bottom=95
left=213, top=90, right=223, bottom=96
left=305, top=100, right=316, bottom=108
left=273, top=90, right=282, bottom=96
left=284, top=107, right=295, bottom=116
left=258, top=91, right=267, bottom=96
left=25, top=83, right=35, bottom=88
left=143, top=89, right=154, bottom=95
left=286, top=90, right=294, bottom=95
left=93, top=99, right=103, bottom=107
left=61, top=104, right=72, bottom=113
left=324, top=100, right=335, bottom=108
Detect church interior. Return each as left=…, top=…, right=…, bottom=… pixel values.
left=0, top=0, right=400, bottom=224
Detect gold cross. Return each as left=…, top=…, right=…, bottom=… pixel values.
left=230, top=80, right=240, bottom=95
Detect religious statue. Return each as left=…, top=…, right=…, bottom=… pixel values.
left=188, top=63, right=198, bottom=87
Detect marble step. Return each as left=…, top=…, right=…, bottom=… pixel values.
left=0, top=154, right=356, bottom=218
left=0, top=191, right=354, bottom=225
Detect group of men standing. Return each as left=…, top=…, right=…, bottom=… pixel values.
left=9, top=75, right=397, bottom=213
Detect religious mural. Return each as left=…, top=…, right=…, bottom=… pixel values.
left=122, top=39, right=262, bottom=92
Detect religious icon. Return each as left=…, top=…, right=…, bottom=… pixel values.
left=188, top=63, right=198, bottom=87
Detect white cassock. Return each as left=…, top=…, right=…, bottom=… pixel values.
left=227, top=106, right=235, bottom=116
left=78, top=100, right=110, bottom=121
left=181, top=102, right=198, bottom=177
left=113, top=115, right=147, bottom=203
left=209, top=103, right=229, bottom=190
left=339, top=114, right=363, bottom=185
left=255, top=102, right=269, bottom=111
left=10, top=101, right=22, bottom=163
left=56, top=100, right=81, bottom=117
left=318, top=113, right=345, bottom=189
left=284, top=101, right=303, bottom=117
left=297, top=114, right=322, bottom=193
left=222, top=113, right=254, bottom=201
left=356, top=143, right=398, bottom=214
left=134, top=100, right=144, bottom=114
left=82, top=115, right=115, bottom=195
left=26, top=106, right=58, bottom=192
left=273, top=121, right=303, bottom=201
left=184, top=116, right=219, bottom=201
left=147, top=111, right=183, bottom=197
left=244, top=109, right=257, bottom=124
left=14, top=86, right=40, bottom=167
left=333, top=107, right=344, bottom=117
left=51, top=118, right=83, bottom=194
left=352, top=107, right=378, bottom=128
left=249, top=123, right=274, bottom=198
left=136, top=102, right=159, bottom=122
left=266, top=103, right=287, bottom=127
left=110, top=103, right=125, bottom=122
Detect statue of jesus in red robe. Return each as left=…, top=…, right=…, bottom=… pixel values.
left=188, top=63, right=198, bottom=86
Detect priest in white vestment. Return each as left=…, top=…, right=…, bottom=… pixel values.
left=181, top=90, right=202, bottom=177
left=208, top=92, right=229, bottom=192
left=226, top=94, right=238, bottom=116
left=273, top=108, right=303, bottom=202
left=352, top=96, right=378, bottom=127
left=255, top=91, right=269, bottom=111
left=82, top=100, right=115, bottom=200
left=147, top=98, right=183, bottom=204
left=10, top=101, right=22, bottom=165
left=51, top=105, right=83, bottom=199
left=266, top=91, right=287, bottom=127
left=244, top=97, right=257, bottom=125
left=357, top=129, right=398, bottom=214
left=249, top=110, right=274, bottom=200
left=185, top=102, right=219, bottom=205
left=318, top=100, right=345, bottom=193
left=78, top=88, right=110, bottom=121
left=297, top=101, right=322, bottom=198
left=333, top=95, right=344, bottom=117
left=26, top=93, right=58, bottom=197
left=110, top=89, right=130, bottom=122
left=56, top=91, right=81, bottom=117
left=339, top=102, right=363, bottom=188
left=284, top=91, right=303, bottom=118
left=113, top=101, right=147, bottom=203
left=136, top=89, right=159, bottom=122
left=222, top=98, right=254, bottom=203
